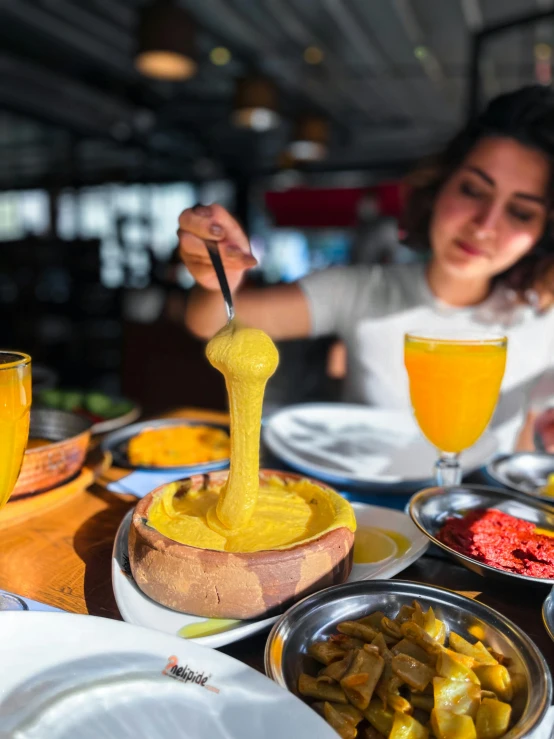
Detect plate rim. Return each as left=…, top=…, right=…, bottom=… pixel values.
left=542, top=587, right=554, bottom=643
left=112, top=503, right=429, bottom=647
left=90, top=403, right=141, bottom=435
left=409, top=483, right=554, bottom=586
left=485, top=452, right=554, bottom=503
left=263, top=402, right=496, bottom=487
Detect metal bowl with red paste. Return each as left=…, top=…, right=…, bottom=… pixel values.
left=438, top=508, right=554, bottom=579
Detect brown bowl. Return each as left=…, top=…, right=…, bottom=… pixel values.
left=128, top=469, right=355, bottom=620
left=13, top=409, right=92, bottom=498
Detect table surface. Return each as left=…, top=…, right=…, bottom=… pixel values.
left=1, top=407, right=553, bottom=674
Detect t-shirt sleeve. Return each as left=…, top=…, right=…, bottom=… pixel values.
left=298, top=265, right=383, bottom=338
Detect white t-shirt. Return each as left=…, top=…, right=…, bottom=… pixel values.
left=300, top=262, right=554, bottom=451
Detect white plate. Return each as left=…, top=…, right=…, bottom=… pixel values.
left=112, top=503, right=429, bottom=647
left=263, top=403, right=498, bottom=489
left=0, top=612, right=336, bottom=739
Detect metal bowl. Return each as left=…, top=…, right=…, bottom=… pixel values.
left=410, top=484, right=554, bottom=586
left=486, top=453, right=554, bottom=502
left=265, top=580, right=552, bottom=739
left=100, top=417, right=230, bottom=474
left=543, top=587, right=554, bottom=643
left=13, top=409, right=92, bottom=497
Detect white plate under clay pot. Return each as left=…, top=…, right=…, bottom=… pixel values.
left=112, top=502, right=429, bottom=648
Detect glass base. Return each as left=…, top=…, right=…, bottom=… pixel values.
left=0, top=593, right=28, bottom=611
left=435, top=452, right=462, bottom=487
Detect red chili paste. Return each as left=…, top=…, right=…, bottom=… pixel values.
left=438, top=508, right=554, bottom=579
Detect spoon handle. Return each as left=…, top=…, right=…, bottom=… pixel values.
left=204, top=240, right=235, bottom=321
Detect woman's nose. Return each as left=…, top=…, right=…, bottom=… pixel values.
left=473, top=203, right=500, bottom=239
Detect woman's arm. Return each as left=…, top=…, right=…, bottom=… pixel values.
left=185, top=282, right=311, bottom=340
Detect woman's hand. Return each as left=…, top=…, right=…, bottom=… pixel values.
left=177, top=204, right=257, bottom=293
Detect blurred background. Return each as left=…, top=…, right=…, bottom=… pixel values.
left=2, top=0, right=554, bottom=414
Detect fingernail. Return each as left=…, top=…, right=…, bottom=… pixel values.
left=226, top=243, right=242, bottom=254
left=210, top=223, right=224, bottom=236
left=192, top=203, right=211, bottom=217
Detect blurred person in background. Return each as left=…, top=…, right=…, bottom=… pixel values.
left=177, top=85, right=554, bottom=452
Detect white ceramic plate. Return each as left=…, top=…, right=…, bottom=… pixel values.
left=0, top=611, right=336, bottom=739
left=263, top=403, right=498, bottom=490
left=112, top=503, right=428, bottom=648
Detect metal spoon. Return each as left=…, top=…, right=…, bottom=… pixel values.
left=204, top=239, right=235, bottom=321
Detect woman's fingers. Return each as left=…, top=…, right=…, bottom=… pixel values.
left=176, top=204, right=257, bottom=292
left=177, top=230, right=257, bottom=269
left=178, top=203, right=252, bottom=256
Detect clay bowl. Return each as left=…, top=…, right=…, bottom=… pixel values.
left=128, top=469, right=355, bottom=620
left=13, top=409, right=92, bottom=498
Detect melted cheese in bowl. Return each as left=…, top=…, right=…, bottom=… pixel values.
left=147, top=319, right=356, bottom=549
left=147, top=475, right=355, bottom=552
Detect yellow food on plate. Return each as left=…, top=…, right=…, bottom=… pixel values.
left=299, top=599, right=518, bottom=739
left=353, top=527, right=397, bottom=564
left=127, top=424, right=229, bottom=467
left=541, top=472, right=554, bottom=497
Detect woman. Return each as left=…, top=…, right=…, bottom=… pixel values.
left=177, top=85, right=554, bottom=451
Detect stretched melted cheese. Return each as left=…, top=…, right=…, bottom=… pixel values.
left=147, top=319, right=356, bottom=550
left=205, top=320, right=279, bottom=530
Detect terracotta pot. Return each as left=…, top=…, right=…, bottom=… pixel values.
left=128, top=469, right=354, bottom=619
left=13, top=409, right=92, bottom=498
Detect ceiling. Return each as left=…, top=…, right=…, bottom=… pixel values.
left=1, top=0, right=554, bottom=190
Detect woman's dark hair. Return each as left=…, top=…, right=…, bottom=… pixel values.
left=403, top=85, right=554, bottom=295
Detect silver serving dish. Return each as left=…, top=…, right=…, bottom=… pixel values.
left=30, top=407, right=93, bottom=440
left=410, top=484, right=554, bottom=586
left=100, top=417, right=230, bottom=474
left=486, top=453, right=554, bottom=502
left=265, top=580, right=552, bottom=739
left=543, top=587, right=554, bottom=643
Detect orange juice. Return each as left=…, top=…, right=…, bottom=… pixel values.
left=404, top=337, right=506, bottom=453
left=0, top=353, right=31, bottom=508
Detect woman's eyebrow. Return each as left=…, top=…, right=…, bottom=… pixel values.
left=463, top=165, right=546, bottom=204
left=463, top=165, right=495, bottom=186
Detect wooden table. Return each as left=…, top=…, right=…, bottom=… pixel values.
left=1, top=408, right=553, bottom=675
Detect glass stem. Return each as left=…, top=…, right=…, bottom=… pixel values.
left=435, top=452, right=462, bottom=487
left=0, top=593, right=28, bottom=611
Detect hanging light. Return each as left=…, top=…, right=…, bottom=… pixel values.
left=135, top=0, right=197, bottom=81
left=287, top=115, right=329, bottom=161
left=232, top=76, right=281, bottom=131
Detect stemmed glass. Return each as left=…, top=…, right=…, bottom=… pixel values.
left=0, top=351, right=31, bottom=610
left=404, top=331, right=507, bottom=486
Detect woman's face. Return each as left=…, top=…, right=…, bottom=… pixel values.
left=430, top=136, right=550, bottom=281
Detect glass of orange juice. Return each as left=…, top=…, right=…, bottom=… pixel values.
left=0, top=351, right=31, bottom=610
left=404, top=331, right=507, bottom=486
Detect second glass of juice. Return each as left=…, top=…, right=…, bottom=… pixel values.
left=404, top=331, right=507, bottom=486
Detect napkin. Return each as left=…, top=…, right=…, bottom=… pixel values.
left=0, top=590, right=63, bottom=612
left=107, top=470, right=192, bottom=498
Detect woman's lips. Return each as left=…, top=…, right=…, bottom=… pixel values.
left=455, top=239, right=487, bottom=257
